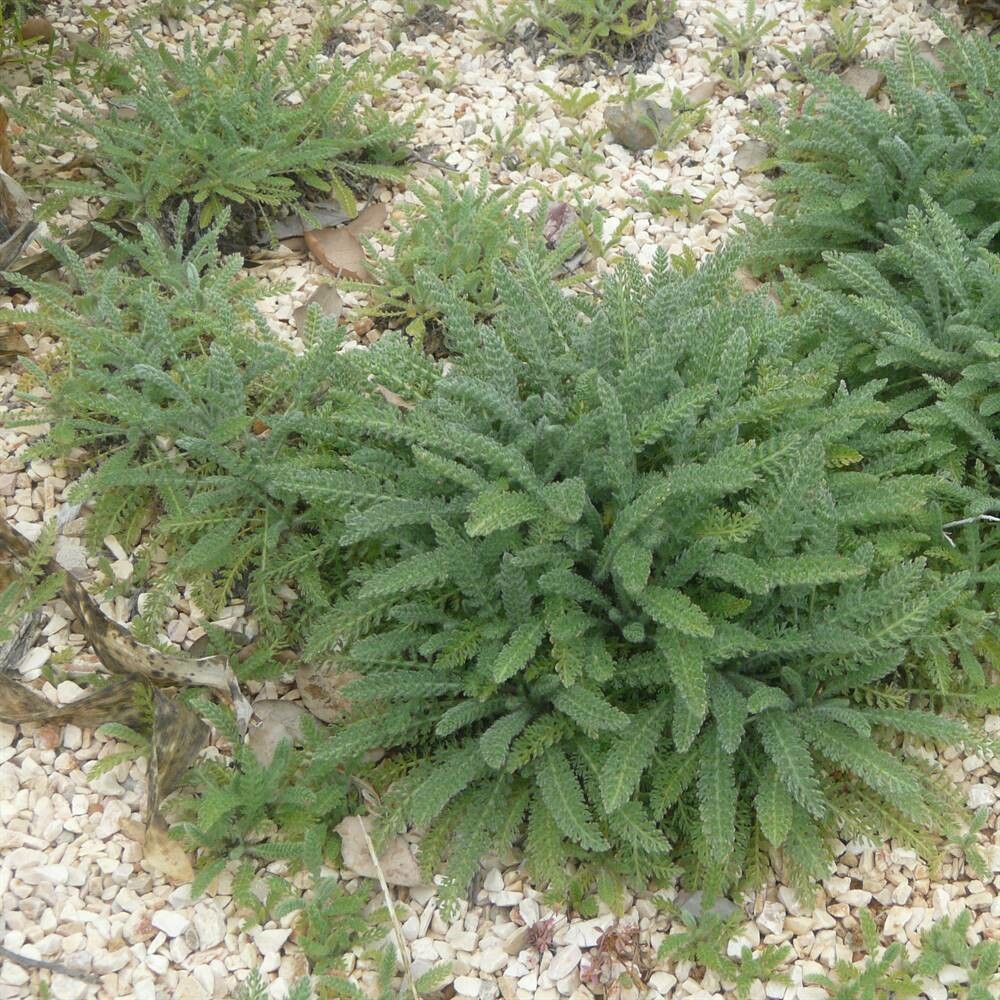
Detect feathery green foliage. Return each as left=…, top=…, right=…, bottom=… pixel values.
left=807, top=909, right=1000, bottom=999
left=518, top=0, right=675, bottom=62
left=786, top=198, right=1000, bottom=620
left=6, top=208, right=362, bottom=659
left=354, top=174, right=577, bottom=350
left=746, top=23, right=1000, bottom=276
left=28, top=27, right=412, bottom=243
left=299, top=245, right=982, bottom=903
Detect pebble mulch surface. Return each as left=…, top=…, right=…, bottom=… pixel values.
left=1, top=2, right=997, bottom=999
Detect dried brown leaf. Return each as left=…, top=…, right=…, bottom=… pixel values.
left=293, top=283, right=343, bottom=337
left=346, top=201, right=388, bottom=236
left=304, top=227, right=371, bottom=281
left=0, top=106, right=13, bottom=176
left=543, top=202, right=577, bottom=249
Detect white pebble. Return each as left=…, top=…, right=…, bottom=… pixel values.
left=151, top=909, right=191, bottom=938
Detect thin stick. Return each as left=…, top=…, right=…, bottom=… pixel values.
left=0, top=944, right=101, bottom=984
left=941, top=513, right=1000, bottom=547
left=357, top=817, right=421, bottom=1000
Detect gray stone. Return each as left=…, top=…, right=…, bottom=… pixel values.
left=734, top=139, right=771, bottom=173
left=685, top=80, right=717, bottom=105
left=840, top=65, right=885, bottom=99
left=603, top=100, right=673, bottom=152
left=675, top=889, right=739, bottom=920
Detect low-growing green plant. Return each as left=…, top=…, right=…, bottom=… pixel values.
left=5, top=208, right=361, bottom=657
left=711, top=0, right=777, bottom=54
left=824, top=10, right=870, bottom=65
left=745, top=23, right=1000, bottom=275
left=708, top=1, right=776, bottom=94
left=536, top=81, right=601, bottom=119
left=629, top=182, right=721, bottom=222
left=171, top=699, right=357, bottom=899
left=786, top=199, right=1000, bottom=623
left=658, top=908, right=790, bottom=999
left=293, top=245, right=987, bottom=908
left=521, top=0, right=675, bottom=63
left=469, top=0, right=525, bottom=46
left=352, top=174, right=579, bottom=348
left=807, top=909, right=1000, bottom=999
left=27, top=28, right=412, bottom=244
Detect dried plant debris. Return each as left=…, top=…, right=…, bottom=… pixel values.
left=0, top=516, right=245, bottom=879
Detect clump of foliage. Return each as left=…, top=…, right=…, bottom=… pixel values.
left=807, top=909, right=1000, bottom=999
left=518, top=0, right=675, bottom=63
left=171, top=700, right=356, bottom=904
left=787, top=199, right=1000, bottom=624
left=297, top=245, right=985, bottom=907
left=746, top=24, right=1000, bottom=276
left=31, top=28, right=412, bottom=244
left=658, top=908, right=789, bottom=999
left=7, top=208, right=356, bottom=662
left=354, top=174, right=576, bottom=349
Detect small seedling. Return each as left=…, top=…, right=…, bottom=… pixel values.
left=711, top=0, right=777, bottom=53
left=537, top=82, right=601, bottom=119
left=825, top=10, right=870, bottom=64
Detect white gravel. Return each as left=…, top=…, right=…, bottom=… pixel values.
left=2, top=2, right=996, bottom=999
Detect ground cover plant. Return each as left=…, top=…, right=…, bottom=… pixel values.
left=745, top=23, right=1000, bottom=277
left=517, top=0, right=676, bottom=63
left=351, top=173, right=580, bottom=351
left=785, top=199, right=1000, bottom=629
left=23, top=27, right=412, bottom=247
left=290, top=245, right=989, bottom=909
left=6, top=207, right=368, bottom=664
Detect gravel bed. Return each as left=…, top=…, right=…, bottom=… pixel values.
left=1, top=2, right=997, bottom=999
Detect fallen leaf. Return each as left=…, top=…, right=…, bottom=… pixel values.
left=0, top=169, right=37, bottom=270
left=293, top=283, right=343, bottom=337
left=543, top=201, right=578, bottom=249
left=247, top=699, right=310, bottom=766
left=0, top=324, right=29, bottom=364
left=294, top=662, right=358, bottom=723
left=304, top=228, right=371, bottom=282
left=375, top=384, right=414, bottom=411
left=144, top=818, right=194, bottom=882
left=346, top=201, right=388, bottom=236
left=0, top=106, right=13, bottom=175
left=334, top=815, right=426, bottom=887
left=19, top=17, right=56, bottom=44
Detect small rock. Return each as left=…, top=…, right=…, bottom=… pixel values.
left=734, top=140, right=770, bottom=173
left=675, top=890, right=739, bottom=920
left=490, top=890, right=523, bottom=907
left=758, top=902, right=786, bottom=936
left=685, top=80, right=717, bottom=105
left=603, top=100, right=673, bottom=152
left=455, top=976, right=483, bottom=997
left=252, top=927, right=292, bottom=954
left=0, top=962, right=29, bottom=987
left=478, top=946, right=508, bottom=974
left=967, top=784, right=995, bottom=809
left=938, top=964, right=969, bottom=986
left=648, top=971, right=677, bottom=994
left=334, top=815, right=424, bottom=887
left=192, top=904, right=227, bottom=950
left=50, top=975, right=88, bottom=1000
left=151, top=909, right=191, bottom=938
left=484, top=868, right=504, bottom=893
left=547, top=944, right=582, bottom=982
left=840, top=65, right=885, bottom=99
